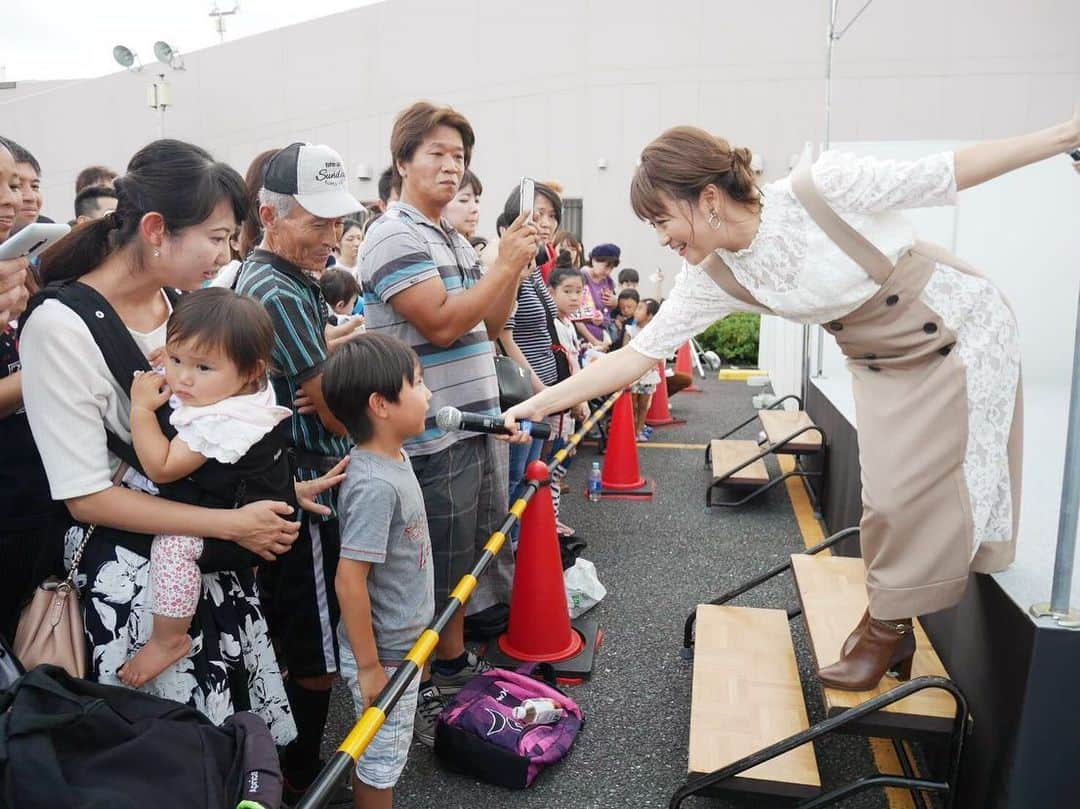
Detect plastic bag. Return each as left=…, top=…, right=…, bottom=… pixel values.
left=564, top=557, right=606, bottom=618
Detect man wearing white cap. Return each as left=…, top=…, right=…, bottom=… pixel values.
left=236, top=141, right=361, bottom=804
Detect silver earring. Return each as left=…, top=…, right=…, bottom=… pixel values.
left=153, top=249, right=160, bottom=258
left=708, top=211, right=721, bottom=230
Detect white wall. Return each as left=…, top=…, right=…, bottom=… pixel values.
left=2, top=0, right=1077, bottom=291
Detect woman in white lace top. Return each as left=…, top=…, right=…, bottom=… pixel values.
left=505, top=107, right=1080, bottom=690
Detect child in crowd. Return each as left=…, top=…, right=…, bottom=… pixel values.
left=119, top=288, right=293, bottom=687
left=322, top=333, right=435, bottom=809
left=548, top=267, right=586, bottom=369
left=625, top=298, right=661, bottom=442
left=617, top=267, right=639, bottom=291
left=320, top=267, right=363, bottom=321
left=547, top=268, right=591, bottom=531
left=320, top=268, right=367, bottom=352
left=609, top=288, right=640, bottom=347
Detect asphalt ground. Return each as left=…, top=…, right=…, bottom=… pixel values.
left=322, top=375, right=908, bottom=809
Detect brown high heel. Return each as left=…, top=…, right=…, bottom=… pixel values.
left=840, top=609, right=870, bottom=658
left=817, top=614, right=915, bottom=691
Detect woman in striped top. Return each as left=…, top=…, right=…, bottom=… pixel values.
left=497, top=182, right=563, bottom=504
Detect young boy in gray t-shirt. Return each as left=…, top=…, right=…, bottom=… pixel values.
left=322, top=333, right=434, bottom=809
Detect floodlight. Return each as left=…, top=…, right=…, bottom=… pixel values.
left=154, top=41, right=185, bottom=70
left=112, top=45, right=137, bottom=69
left=153, top=41, right=174, bottom=64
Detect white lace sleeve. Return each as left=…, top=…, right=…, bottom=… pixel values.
left=811, top=150, right=957, bottom=213
left=630, top=263, right=737, bottom=360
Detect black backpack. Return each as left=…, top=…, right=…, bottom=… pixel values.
left=0, top=665, right=282, bottom=809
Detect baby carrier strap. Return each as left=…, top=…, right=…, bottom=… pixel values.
left=22, top=281, right=181, bottom=454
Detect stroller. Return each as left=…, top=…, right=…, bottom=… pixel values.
left=0, top=654, right=283, bottom=809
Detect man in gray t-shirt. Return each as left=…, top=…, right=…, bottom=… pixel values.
left=337, top=448, right=434, bottom=662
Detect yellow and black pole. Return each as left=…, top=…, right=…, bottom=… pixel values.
left=294, top=391, right=621, bottom=809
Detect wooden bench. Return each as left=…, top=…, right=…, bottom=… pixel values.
left=688, top=605, right=821, bottom=798
left=708, top=439, right=769, bottom=486
left=758, top=409, right=822, bottom=453
left=703, top=396, right=826, bottom=510
left=790, top=554, right=956, bottom=734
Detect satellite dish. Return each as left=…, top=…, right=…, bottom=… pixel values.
left=112, top=45, right=136, bottom=68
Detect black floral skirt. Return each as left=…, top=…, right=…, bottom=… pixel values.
left=66, top=525, right=296, bottom=745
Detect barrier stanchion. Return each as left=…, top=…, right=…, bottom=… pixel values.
left=486, top=460, right=601, bottom=679
left=646, top=363, right=684, bottom=427
left=600, top=391, right=655, bottom=499
left=296, top=390, right=621, bottom=809
left=676, top=343, right=702, bottom=392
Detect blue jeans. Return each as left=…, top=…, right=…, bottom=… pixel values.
left=508, top=437, right=545, bottom=502
left=508, top=437, right=544, bottom=545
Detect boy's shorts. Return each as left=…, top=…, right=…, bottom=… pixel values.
left=339, top=641, right=418, bottom=790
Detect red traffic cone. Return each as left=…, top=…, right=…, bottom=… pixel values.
left=600, top=392, right=655, bottom=498
left=676, top=342, right=702, bottom=392
left=490, top=461, right=600, bottom=679
left=646, top=362, right=684, bottom=427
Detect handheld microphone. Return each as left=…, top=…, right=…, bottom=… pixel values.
left=436, top=406, right=551, bottom=440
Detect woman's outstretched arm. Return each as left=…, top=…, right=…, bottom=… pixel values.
left=955, top=106, right=1079, bottom=191
left=503, top=345, right=654, bottom=424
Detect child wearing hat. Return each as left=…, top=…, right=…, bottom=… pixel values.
left=576, top=242, right=621, bottom=351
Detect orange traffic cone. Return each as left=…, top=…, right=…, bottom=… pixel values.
left=676, top=342, right=701, bottom=392
left=600, top=392, right=655, bottom=498
left=490, top=460, right=600, bottom=679
left=646, top=362, right=685, bottom=427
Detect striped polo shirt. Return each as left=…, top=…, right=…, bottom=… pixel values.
left=236, top=249, right=351, bottom=517
left=359, top=202, right=500, bottom=458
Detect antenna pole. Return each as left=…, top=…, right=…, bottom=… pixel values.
left=209, top=2, right=240, bottom=43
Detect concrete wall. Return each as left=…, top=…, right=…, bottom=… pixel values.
left=2, top=0, right=1077, bottom=291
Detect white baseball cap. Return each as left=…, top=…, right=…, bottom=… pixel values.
left=263, top=142, right=362, bottom=218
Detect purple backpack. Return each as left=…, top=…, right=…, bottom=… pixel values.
left=433, top=664, right=583, bottom=788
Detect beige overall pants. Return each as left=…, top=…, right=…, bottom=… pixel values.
left=704, top=164, right=1022, bottom=620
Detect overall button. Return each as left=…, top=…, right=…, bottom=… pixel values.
left=886, top=294, right=899, bottom=306
left=829, top=321, right=843, bottom=332
left=939, top=344, right=953, bottom=356
left=923, top=322, right=938, bottom=334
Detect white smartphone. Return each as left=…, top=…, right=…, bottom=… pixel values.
left=518, top=176, right=536, bottom=224
left=0, top=222, right=71, bottom=261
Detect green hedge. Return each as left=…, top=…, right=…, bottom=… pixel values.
left=696, top=313, right=760, bottom=365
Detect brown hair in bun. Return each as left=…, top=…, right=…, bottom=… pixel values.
left=630, top=126, right=760, bottom=224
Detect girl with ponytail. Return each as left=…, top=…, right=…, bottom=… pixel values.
left=507, top=109, right=1080, bottom=691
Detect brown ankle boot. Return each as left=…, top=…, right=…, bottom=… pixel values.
left=818, top=615, right=915, bottom=691
left=840, top=609, right=870, bottom=657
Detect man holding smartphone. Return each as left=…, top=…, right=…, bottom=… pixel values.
left=359, top=101, right=538, bottom=746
